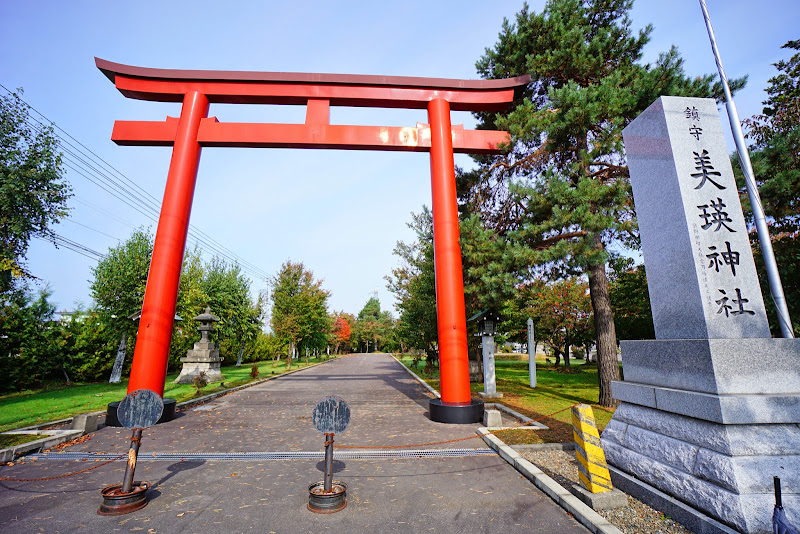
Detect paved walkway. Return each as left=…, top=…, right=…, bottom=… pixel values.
left=0, top=354, right=589, bottom=533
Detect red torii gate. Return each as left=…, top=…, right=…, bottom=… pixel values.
left=98, top=58, right=529, bottom=423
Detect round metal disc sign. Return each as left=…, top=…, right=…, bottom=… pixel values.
left=117, top=389, right=164, bottom=430
left=312, top=395, right=350, bottom=434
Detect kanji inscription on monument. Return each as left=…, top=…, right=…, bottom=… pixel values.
left=622, top=96, right=769, bottom=340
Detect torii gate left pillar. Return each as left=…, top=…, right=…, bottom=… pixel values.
left=98, top=58, right=529, bottom=424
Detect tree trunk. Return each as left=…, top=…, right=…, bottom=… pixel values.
left=286, top=342, right=294, bottom=370
left=553, top=347, right=562, bottom=367
left=587, top=236, right=621, bottom=407
left=564, top=331, right=571, bottom=366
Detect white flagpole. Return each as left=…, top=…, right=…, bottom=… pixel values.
left=698, top=0, right=794, bottom=338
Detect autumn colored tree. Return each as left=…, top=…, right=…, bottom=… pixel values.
left=331, top=313, right=352, bottom=354
left=504, top=278, right=593, bottom=366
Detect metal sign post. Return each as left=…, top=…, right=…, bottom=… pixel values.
left=98, top=389, right=164, bottom=516
left=308, top=395, right=351, bottom=513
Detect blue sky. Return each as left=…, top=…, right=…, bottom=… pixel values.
left=1, top=0, right=797, bottom=316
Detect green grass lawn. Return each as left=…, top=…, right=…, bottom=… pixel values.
left=0, top=357, right=333, bottom=433
left=397, top=354, right=616, bottom=444
left=0, top=433, right=44, bottom=448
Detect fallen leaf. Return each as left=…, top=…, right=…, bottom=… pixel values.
left=176, top=513, right=185, bottom=517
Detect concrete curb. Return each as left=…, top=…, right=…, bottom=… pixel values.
left=511, top=442, right=576, bottom=452
left=484, top=402, right=549, bottom=430
left=0, top=358, right=336, bottom=462
left=0, top=430, right=84, bottom=463
left=478, top=428, right=624, bottom=534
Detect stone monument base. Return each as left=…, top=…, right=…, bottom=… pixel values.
left=173, top=359, right=224, bottom=384
left=602, top=402, right=800, bottom=533
left=602, top=338, right=800, bottom=533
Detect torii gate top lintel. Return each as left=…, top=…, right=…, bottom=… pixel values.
left=95, top=57, right=530, bottom=111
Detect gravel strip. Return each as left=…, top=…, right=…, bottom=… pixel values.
left=522, top=449, right=694, bottom=534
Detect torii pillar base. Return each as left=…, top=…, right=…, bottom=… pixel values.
left=429, top=399, right=484, bottom=424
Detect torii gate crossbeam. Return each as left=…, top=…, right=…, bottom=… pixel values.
left=98, top=58, right=529, bottom=424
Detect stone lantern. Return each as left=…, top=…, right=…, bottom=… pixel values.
left=174, top=307, right=224, bottom=384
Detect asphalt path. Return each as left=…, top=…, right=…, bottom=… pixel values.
left=0, top=353, right=589, bottom=533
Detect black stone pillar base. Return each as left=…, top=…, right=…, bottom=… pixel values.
left=429, top=398, right=484, bottom=424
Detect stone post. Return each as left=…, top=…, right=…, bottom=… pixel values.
left=527, top=318, right=536, bottom=388
left=109, top=333, right=127, bottom=384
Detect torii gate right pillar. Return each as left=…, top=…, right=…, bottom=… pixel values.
left=427, top=98, right=483, bottom=423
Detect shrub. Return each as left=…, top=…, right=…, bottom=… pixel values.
left=192, top=371, right=208, bottom=396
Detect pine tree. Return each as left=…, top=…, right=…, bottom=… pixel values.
left=469, top=0, right=743, bottom=405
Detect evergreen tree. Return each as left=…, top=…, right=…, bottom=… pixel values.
left=1, top=89, right=71, bottom=291
left=386, top=208, right=439, bottom=357
left=739, top=38, right=800, bottom=336
left=742, top=37, right=800, bottom=233
left=469, top=0, right=743, bottom=405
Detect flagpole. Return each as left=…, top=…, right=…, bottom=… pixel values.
left=698, top=0, right=794, bottom=338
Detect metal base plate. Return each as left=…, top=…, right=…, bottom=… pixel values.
left=308, top=481, right=347, bottom=514
left=429, top=398, right=484, bottom=424
left=97, top=481, right=150, bottom=516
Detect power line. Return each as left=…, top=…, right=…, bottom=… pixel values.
left=2, top=84, right=271, bottom=281
left=63, top=218, right=120, bottom=241
left=35, top=232, right=106, bottom=261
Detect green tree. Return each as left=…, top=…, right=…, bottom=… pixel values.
left=742, top=39, right=800, bottom=233
left=738, top=39, right=800, bottom=336
left=0, top=284, right=62, bottom=391
left=468, top=0, right=742, bottom=405
left=386, top=208, right=439, bottom=357
left=59, top=308, right=118, bottom=382
left=169, top=246, right=207, bottom=368
left=354, top=297, right=385, bottom=352
left=270, top=261, right=330, bottom=369
left=608, top=258, right=654, bottom=341
left=90, top=228, right=153, bottom=339
left=0, top=89, right=71, bottom=291
left=201, top=257, right=261, bottom=361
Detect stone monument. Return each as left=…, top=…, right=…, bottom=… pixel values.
left=109, top=333, right=127, bottom=384
left=527, top=318, right=537, bottom=388
left=174, top=307, right=224, bottom=384
left=602, top=96, right=799, bottom=533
